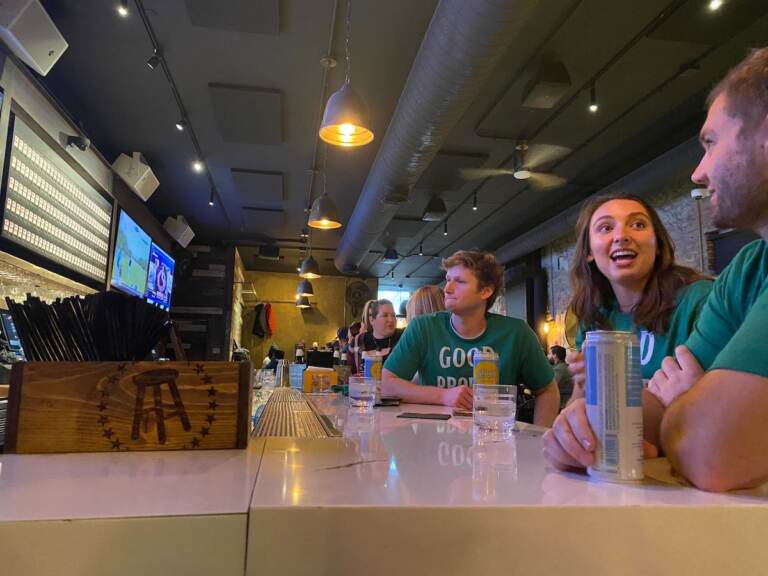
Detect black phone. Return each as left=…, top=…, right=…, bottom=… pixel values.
left=397, top=412, right=451, bottom=420
left=376, top=397, right=401, bottom=407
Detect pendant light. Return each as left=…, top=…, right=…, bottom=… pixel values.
left=297, top=279, right=315, bottom=297
left=299, top=254, right=321, bottom=279
left=308, top=145, right=342, bottom=229
left=318, top=0, right=374, bottom=148
left=296, top=296, right=311, bottom=309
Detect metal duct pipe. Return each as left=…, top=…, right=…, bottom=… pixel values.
left=334, top=0, right=540, bottom=273
left=495, top=136, right=703, bottom=265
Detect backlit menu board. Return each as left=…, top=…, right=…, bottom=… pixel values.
left=1, top=116, right=113, bottom=282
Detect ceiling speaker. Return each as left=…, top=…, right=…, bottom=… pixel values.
left=112, top=152, right=160, bottom=202
left=163, top=215, right=195, bottom=248
left=0, top=0, right=68, bottom=76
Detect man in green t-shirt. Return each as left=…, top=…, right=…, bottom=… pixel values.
left=543, top=47, right=768, bottom=491
left=383, top=250, right=559, bottom=427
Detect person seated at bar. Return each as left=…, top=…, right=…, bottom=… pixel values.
left=405, top=285, right=445, bottom=322
left=548, top=345, right=573, bottom=408
left=543, top=47, right=768, bottom=491
left=565, top=194, right=712, bottom=397
left=349, top=300, right=374, bottom=374
left=383, top=250, right=560, bottom=426
left=357, top=299, right=403, bottom=368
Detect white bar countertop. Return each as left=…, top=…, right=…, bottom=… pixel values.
left=250, top=394, right=768, bottom=508
left=247, top=395, right=768, bottom=576
left=0, top=440, right=265, bottom=522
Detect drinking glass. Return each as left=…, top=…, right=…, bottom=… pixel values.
left=473, top=384, right=517, bottom=439
left=348, top=376, right=376, bottom=412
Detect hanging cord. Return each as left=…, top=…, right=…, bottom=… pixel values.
left=345, top=0, right=352, bottom=85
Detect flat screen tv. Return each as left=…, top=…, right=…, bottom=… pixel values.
left=110, top=210, right=151, bottom=297
left=145, top=242, right=175, bottom=310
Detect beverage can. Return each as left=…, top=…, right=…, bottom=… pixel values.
left=584, top=331, right=644, bottom=481
left=363, top=355, right=383, bottom=380
left=473, top=350, right=500, bottom=386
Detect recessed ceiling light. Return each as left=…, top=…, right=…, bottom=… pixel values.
left=192, top=160, right=204, bottom=173
left=116, top=0, right=129, bottom=17
left=708, top=0, right=723, bottom=11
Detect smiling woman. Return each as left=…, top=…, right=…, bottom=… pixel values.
left=568, top=194, right=713, bottom=385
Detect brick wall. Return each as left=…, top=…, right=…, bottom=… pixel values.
left=541, top=173, right=714, bottom=347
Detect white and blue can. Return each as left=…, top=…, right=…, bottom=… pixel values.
left=584, top=331, right=644, bottom=481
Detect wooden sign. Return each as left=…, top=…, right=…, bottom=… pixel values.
left=5, top=361, right=252, bottom=453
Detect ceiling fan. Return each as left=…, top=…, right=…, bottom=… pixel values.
left=461, top=142, right=570, bottom=190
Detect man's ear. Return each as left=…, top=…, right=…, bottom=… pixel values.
left=479, top=285, right=494, bottom=302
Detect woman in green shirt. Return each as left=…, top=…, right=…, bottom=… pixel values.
left=568, top=194, right=713, bottom=393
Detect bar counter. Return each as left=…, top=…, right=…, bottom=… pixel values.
left=2, top=393, right=768, bottom=575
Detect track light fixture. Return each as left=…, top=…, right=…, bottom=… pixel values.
left=208, top=188, right=215, bottom=206
left=175, top=119, right=187, bottom=131
left=589, top=84, right=599, bottom=113
left=472, top=192, right=478, bottom=211
left=443, top=221, right=448, bottom=236
left=116, top=0, right=129, bottom=18
left=146, top=49, right=161, bottom=70
left=192, top=160, right=204, bottom=173
left=513, top=144, right=531, bottom=180
left=418, top=243, right=423, bottom=256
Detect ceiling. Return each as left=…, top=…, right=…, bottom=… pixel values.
left=37, top=0, right=768, bottom=289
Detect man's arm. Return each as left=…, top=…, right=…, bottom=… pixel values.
left=531, top=380, right=559, bottom=427
left=661, top=369, right=768, bottom=492
left=381, top=368, right=472, bottom=409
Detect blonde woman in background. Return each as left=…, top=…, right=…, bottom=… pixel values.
left=350, top=299, right=376, bottom=374
left=406, top=285, right=445, bottom=322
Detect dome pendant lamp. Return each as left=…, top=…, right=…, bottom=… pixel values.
left=318, top=0, right=374, bottom=148
left=308, top=147, right=343, bottom=230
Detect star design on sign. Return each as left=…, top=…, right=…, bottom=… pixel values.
left=97, top=415, right=109, bottom=425
left=208, top=400, right=218, bottom=410
left=206, top=414, right=216, bottom=424
left=191, top=437, right=200, bottom=448
left=202, top=374, right=213, bottom=384
left=207, top=386, right=217, bottom=397
left=199, top=426, right=210, bottom=437
left=111, top=438, right=122, bottom=450
left=102, top=428, right=114, bottom=439
left=195, top=364, right=205, bottom=374
left=97, top=401, right=108, bottom=411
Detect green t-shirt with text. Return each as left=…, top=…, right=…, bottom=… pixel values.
left=576, top=279, right=713, bottom=380
left=384, top=311, right=553, bottom=391
left=686, top=240, right=768, bottom=376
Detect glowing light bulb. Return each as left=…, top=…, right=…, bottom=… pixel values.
left=339, top=123, right=356, bottom=135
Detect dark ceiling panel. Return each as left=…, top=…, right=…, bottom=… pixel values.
left=386, top=218, right=425, bottom=239
left=209, top=83, right=282, bottom=144
left=232, top=169, right=284, bottom=208
left=241, top=207, right=286, bottom=231
left=414, top=150, right=488, bottom=192
left=185, top=0, right=280, bottom=35
left=648, top=0, right=768, bottom=44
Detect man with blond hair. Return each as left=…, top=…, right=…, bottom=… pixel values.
left=383, top=250, right=560, bottom=427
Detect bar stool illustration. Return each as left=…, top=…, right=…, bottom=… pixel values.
left=132, top=369, right=191, bottom=443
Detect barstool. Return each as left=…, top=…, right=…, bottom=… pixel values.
left=131, top=369, right=191, bottom=443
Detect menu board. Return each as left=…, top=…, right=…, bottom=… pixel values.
left=145, top=242, right=175, bottom=310
left=1, top=116, right=113, bottom=282
left=110, top=210, right=151, bottom=298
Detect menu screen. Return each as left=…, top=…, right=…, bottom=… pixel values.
left=145, top=242, right=174, bottom=310
left=110, top=210, right=151, bottom=297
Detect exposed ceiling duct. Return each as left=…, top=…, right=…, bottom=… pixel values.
left=494, top=136, right=703, bottom=265
left=334, top=0, right=541, bottom=274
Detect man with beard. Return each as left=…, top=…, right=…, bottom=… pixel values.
left=543, top=47, right=768, bottom=492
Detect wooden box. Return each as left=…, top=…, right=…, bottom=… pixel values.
left=5, top=361, right=252, bottom=454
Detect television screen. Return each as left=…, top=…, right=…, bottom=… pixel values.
left=110, top=210, right=151, bottom=297
left=145, top=242, right=175, bottom=310
left=1, top=310, right=25, bottom=360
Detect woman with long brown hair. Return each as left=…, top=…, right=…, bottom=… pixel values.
left=567, top=194, right=713, bottom=394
